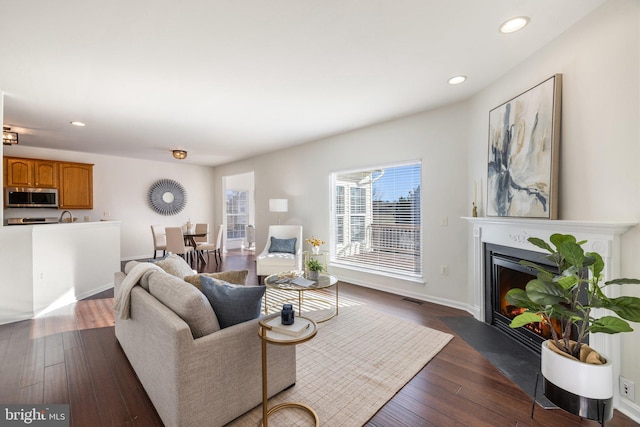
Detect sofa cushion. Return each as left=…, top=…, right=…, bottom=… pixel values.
left=200, top=276, right=265, bottom=329
left=184, top=270, right=249, bottom=291
left=268, top=237, right=297, bottom=254
left=148, top=273, right=220, bottom=336
left=153, top=254, right=194, bottom=279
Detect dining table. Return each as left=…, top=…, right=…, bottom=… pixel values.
left=183, top=230, right=209, bottom=265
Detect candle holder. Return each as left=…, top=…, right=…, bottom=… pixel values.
left=472, top=202, right=478, bottom=217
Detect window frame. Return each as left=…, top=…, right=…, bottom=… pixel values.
left=329, top=160, right=423, bottom=281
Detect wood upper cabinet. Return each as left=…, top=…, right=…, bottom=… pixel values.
left=5, top=157, right=33, bottom=187
left=58, top=162, right=94, bottom=209
left=34, top=160, right=58, bottom=187
left=3, top=156, right=93, bottom=209
left=4, top=157, right=58, bottom=188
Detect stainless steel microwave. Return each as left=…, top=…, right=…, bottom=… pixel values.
left=5, top=187, right=58, bottom=208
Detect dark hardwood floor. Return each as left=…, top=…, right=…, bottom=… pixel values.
left=0, top=249, right=637, bottom=426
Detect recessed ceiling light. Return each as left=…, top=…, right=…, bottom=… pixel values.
left=448, top=75, right=467, bottom=85
left=500, top=16, right=530, bottom=34
left=70, top=121, right=86, bottom=127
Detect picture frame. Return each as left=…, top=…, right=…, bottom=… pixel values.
left=487, top=74, right=562, bottom=219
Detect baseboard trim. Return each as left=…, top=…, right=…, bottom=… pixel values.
left=616, top=397, right=640, bottom=424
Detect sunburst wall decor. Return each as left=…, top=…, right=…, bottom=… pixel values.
left=148, top=179, right=187, bottom=215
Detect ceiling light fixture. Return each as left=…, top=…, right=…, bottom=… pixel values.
left=70, top=121, right=86, bottom=127
left=500, top=16, right=530, bottom=34
left=172, top=149, right=188, bottom=160
left=2, top=127, right=19, bottom=145
left=448, top=75, right=467, bottom=85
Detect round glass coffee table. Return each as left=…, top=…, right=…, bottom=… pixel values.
left=264, top=272, right=339, bottom=323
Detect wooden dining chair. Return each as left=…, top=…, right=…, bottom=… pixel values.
left=165, top=227, right=195, bottom=265
left=151, top=224, right=166, bottom=259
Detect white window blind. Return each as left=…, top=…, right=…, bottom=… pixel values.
left=331, top=161, right=422, bottom=278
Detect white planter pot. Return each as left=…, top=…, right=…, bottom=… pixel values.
left=541, top=340, right=613, bottom=422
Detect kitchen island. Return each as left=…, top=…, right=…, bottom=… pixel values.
left=0, top=220, right=121, bottom=324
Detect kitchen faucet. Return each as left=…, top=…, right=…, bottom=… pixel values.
left=59, top=210, right=73, bottom=223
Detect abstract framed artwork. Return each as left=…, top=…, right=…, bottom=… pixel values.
left=487, top=74, right=562, bottom=219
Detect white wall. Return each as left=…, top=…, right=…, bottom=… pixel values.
left=467, top=0, right=640, bottom=417
left=0, top=221, right=120, bottom=325
left=3, top=146, right=216, bottom=260
left=213, top=100, right=471, bottom=310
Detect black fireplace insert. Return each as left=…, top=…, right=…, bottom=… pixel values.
left=484, top=243, right=584, bottom=354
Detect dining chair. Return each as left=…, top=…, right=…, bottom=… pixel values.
left=195, top=224, right=224, bottom=265
left=194, top=223, right=209, bottom=243
left=165, top=226, right=195, bottom=266
left=151, top=225, right=166, bottom=259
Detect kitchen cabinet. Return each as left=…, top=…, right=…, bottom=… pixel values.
left=58, top=162, right=94, bottom=209
left=34, top=160, right=58, bottom=187
left=5, top=157, right=32, bottom=187
left=4, top=157, right=58, bottom=188
left=3, top=156, right=94, bottom=209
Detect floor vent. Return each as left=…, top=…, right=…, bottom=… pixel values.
left=402, top=297, right=424, bottom=305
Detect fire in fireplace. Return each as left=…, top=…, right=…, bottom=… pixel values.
left=484, top=243, right=584, bottom=353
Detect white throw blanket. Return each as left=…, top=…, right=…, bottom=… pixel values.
left=113, top=262, right=163, bottom=320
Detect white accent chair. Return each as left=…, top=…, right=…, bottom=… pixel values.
left=195, top=224, right=224, bottom=265
left=151, top=224, right=166, bottom=259
left=256, top=225, right=303, bottom=281
left=165, top=227, right=195, bottom=266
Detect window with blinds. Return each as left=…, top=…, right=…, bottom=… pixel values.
left=330, top=161, right=422, bottom=279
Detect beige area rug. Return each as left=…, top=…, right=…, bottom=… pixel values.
left=228, top=305, right=453, bottom=426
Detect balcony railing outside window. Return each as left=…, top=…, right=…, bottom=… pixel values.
left=331, top=161, right=422, bottom=279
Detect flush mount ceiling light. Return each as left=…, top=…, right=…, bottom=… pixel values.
left=2, top=127, right=19, bottom=145
left=448, top=75, right=467, bottom=85
left=172, top=149, right=188, bottom=160
left=70, top=121, right=86, bottom=127
left=500, top=16, right=530, bottom=34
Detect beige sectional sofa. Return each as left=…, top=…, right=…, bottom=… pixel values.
left=114, top=259, right=296, bottom=427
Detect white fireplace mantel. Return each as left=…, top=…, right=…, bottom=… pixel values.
left=464, top=217, right=637, bottom=407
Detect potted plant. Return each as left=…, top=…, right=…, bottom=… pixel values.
left=505, top=233, right=640, bottom=421
left=306, top=258, right=324, bottom=280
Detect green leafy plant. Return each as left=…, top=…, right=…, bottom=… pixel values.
left=306, top=258, right=324, bottom=272
left=505, top=233, right=640, bottom=360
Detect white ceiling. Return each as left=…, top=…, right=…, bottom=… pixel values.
left=1, top=0, right=606, bottom=166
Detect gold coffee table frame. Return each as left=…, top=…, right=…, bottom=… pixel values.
left=264, top=273, right=339, bottom=323
left=258, top=316, right=319, bottom=427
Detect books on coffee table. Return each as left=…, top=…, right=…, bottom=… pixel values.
left=266, top=317, right=311, bottom=337
left=290, top=276, right=315, bottom=287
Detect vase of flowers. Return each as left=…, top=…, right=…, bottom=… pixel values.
left=305, top=236, right=325, bottom=254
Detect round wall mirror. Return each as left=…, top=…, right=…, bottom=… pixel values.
left=162, top=192, right=175, bottom=203
left=148, top=179, right=187, bottom=215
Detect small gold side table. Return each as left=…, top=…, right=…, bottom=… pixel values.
left=258, top=316, right=319, bottom=427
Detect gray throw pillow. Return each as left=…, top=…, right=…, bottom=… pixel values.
left=148, top=273, right=220, bottom=337
left=154, top=254, right=194, bottom=279
left=268, top=237, right=297, bottom=254
left=200, top=276, right=265, bottom=329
